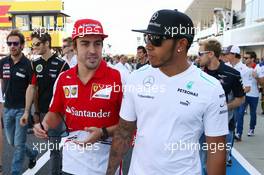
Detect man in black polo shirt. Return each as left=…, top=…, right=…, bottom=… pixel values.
left=198, top=39, right=245, bottom=172
left=0, top=30, right=38, bottom=175
left=20, top=30, right=69, bottom=175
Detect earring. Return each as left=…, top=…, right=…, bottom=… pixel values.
left=177, top=49, right=181, bottom=53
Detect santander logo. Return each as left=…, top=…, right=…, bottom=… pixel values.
left=66, top=106, right=111, bottom=118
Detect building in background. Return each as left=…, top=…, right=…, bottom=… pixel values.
left=0, top=0, right=70, bottom=56
left=186, top=0, right=264, bottom=60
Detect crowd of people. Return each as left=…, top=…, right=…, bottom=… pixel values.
left=0, top=8, right=263, bottom=175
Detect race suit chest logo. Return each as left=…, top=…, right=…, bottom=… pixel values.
left=177, top=81, right=198, bottom=97
left=63, top=85, right=78, bottom=98
left=66, top=106, right=111, bottom=118
left=3, top=64, right=10, bottom=78
left=177, top=88, right=198, bottom=97
left=36, top=64, right=43, bottom=73
left=90, top=83, right=112, bottom=100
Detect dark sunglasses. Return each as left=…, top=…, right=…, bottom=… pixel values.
left=7, top=41, right=20, bottom=47
left=39, top=114, right=70, bottom=138
left=244, top=57, right=251, bottom=60
left=31, top=42, right=42, bottom=47
left=198, top=51, right=211, bottom=57
left=144, top=34, right=171, bottom=47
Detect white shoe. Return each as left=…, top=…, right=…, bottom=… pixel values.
left=247, top=129, right=255, bottom=136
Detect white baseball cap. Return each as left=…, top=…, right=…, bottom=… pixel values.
left=225, top=45, right=240, bottom=54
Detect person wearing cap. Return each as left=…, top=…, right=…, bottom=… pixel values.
left=33, top=19, right=122, bottom=175
left=106, top=9, right=228, bottom=175
left=224, top=45, right=252, bottom=141
left=20, top=30, right=70, bottom=174
left=225, top=45, right=252, bottom=93
left=197, top=39, right=245, bottom=169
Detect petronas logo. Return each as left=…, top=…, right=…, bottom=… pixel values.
left=186, top=81, right=194, bottom=90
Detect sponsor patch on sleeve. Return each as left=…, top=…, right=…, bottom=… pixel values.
left=63, top=85, right=78, bottom=98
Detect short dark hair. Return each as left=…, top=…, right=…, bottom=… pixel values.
left=7, top=29, right=25, bottom=45
left=31, top=29, right=52, bottom=48
left=199, top=39, right=222, bottom=58
left=63, top=37, right=73, bottom=45
left=137, top=46, right=147, bottom=54
left=246, top=51, right=257, bottom=59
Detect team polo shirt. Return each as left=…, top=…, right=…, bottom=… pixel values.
left=31, top=54, right=69, bottom=113
left=120, top=65, right=228, bottom=175
left=0, top=55, right=32, bottom=108
left=247, top=63, right=264, bottom=97
left=49, top=60, right=122, bottom=175
left=205, top=61, right=244, bottom=122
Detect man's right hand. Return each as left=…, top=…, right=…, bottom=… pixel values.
left=20, top=112, right=29, bottom=126
left=33, top=122, right=48, bottom=139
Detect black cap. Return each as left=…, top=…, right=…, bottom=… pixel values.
left=132, top=9, right=195, bottom=44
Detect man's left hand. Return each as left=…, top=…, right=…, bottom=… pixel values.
left=73, top=127, right=103, bottom=146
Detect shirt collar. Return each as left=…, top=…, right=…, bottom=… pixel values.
left=8, top=53, right=28, bottom=65
left=41, top=54, right=57, bottom=62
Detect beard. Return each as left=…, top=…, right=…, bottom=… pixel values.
left=10, top=49, right=22, bottom=57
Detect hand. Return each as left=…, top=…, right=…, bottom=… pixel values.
left=252, top=71, right=257, bottom=79
left=33, top=122, right=48, bottom=139
left=20, top=112, right=29, bottom=126
left=73, top=127, right=103, bottom=146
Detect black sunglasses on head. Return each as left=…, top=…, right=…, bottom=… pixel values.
left=144, top=34, right=172, bottom=47
left=7, top=41, right=20, bottom=47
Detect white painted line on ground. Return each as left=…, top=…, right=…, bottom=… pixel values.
left=232, top=148, right=262, bottom=175
left=23, top=138, right=66, bottom=175
left=22, top=150, right=50, bottom=175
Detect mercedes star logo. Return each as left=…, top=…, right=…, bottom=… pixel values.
left=143, top=76, right=155, bottom=87
left=151, top=12, right=159, bottom=21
